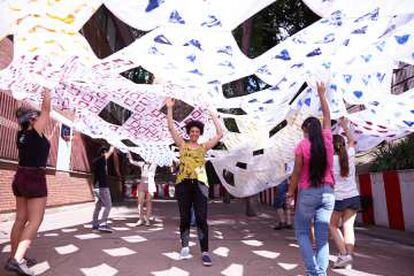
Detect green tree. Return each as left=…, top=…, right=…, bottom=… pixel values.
left=225, top=0, right=320, bottom=98
left=371, top=135, right=414, bottom=172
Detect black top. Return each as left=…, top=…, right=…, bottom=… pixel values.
left=17, top=129, right=51, bottom=168
left=93, top=156, right=108, bottom=188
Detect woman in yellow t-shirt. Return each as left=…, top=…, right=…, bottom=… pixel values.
left=165, top=97, right=223, bottom=266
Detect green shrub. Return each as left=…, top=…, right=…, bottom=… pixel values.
left=370, top=135, right=414, bottom=172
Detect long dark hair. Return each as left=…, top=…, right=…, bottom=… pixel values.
left=302, top=117, right=327, bottom=187
left=333, top=135, right=349, bottom=177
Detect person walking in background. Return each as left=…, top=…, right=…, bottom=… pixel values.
left=166, top=97, right=223, bottom=266
left=330, top=117, right=360, bottom=269
left=127, top=152, right=157, bottom=226
left=274, top=178, right=293, bottom=230
left=92, top=145, right=116, bottom=233
left=287, top=82, right=335, bottom=276
left=5, top=89, right=52, bottom=276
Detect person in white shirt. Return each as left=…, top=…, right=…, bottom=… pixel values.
left=329, top=118, right=361, bottom=269
left=127, top=152, right=157, bottom=226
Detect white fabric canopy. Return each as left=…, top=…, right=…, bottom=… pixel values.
left=0, top=0, right=413, bottom=196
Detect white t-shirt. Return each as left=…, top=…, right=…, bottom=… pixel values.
left=147, top=164, right=157, bottom=194
left=333, top=147, right=360, bottom=200
left=134, top=161, right=157, bottom=195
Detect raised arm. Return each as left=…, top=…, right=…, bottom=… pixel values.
left=104, top=145, right=115, bottom=160
left=33, top=88, right=51, bottom=134
left=204, top=110, right=224, bottom=151
left=113, top=150, right=121, bottom=176
left=317, top=82, right=331, bottom=129
left=46, top=121, right=60, bottom=141
left=165, top=97, right=184, bottom=148
left=340, top=117, right=355, bottom=148
left=127, top=152, right=144, bottom=167
left=149, top=163, right=157, bottom=174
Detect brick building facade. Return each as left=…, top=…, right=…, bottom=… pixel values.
left=0, top=85, right=97, bottom=213
left=0, top=37, right=124, bottom=213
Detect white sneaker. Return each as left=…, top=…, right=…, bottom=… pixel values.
left=179, top=247, right=191, bottom=260
left=135, top=219, right=144, bottom=226
left=145, top=219, right=151, bottom=227
left=333, top=254, right=353, bottom=269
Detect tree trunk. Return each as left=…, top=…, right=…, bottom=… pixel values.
left=235, top=17, right=253, bottom=97
left=245, top=194, right=258, bottom=217
left=239, top=18, right=258, bottom=217
left=223, top=189, right=231, bottom=204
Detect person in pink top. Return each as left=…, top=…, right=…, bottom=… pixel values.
left=287, top=82, right=335, bottom=276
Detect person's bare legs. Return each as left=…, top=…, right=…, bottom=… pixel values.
left=14, top=197, right=47, bottom=262
left=146, top=193, right=153, bottom=221
left=276, top=208, right=285, bottom=224
left=137, top=191, right=145, bottom=221
left=342, top=209, right=357, bottom=254
left=10, top=197, right=28, bottom=259
left=330, top=211, right=347, bottom=254
left=286, top=209, right=292, bottom=226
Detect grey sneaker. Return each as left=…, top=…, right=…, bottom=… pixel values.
left=98, top=224, right=114, bottom=233
left=145, top=219, right=151, bottom=227
left=4, top=259, right=13, bottom=271
left=333, top=254, right=353, bottom=269
left=179, top=246, right=191, bottom=260
left=5, top=258, right=35, bottom=275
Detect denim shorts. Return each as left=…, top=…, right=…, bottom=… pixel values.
left=334, top=196, right=361, bottom=212
left=274, top=180, right=288, bottom=209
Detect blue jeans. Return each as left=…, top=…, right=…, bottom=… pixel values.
left=274, top=179, right=288, bottom=209
left=92, top=187, right=112, bottom=227
left=295, top=185, right=334, bottom=276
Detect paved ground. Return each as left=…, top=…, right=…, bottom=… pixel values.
left=1, top=200, right=413, bottom=276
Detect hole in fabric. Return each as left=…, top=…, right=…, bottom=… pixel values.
left=223, top=169, right=235, bottom=186
left=269, top=120, right=287, bottom=138
left=98, top=101, right=132, bottom=126
left=121, top=139, right=138, bottom=147
left=236, top=162, right=247, bottom=169
left=160, top=100, right=195, bottom=122
left=217, top=108, right=247, bottom=115
left=222, top=75, right=271, bottom=98
left=223, top=118, right=241, bottom=133
left=253, top=149, right=264, bottom=156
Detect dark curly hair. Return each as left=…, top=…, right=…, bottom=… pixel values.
left=185, top=120, right=204, bottom=135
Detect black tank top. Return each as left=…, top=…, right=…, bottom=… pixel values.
left=17, top=129, right=51, bottom=168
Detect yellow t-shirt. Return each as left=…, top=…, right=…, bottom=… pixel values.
left=176, top=143, right=208, bottom=185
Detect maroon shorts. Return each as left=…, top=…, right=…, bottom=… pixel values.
left=12, top=167, right=48, bottom=198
